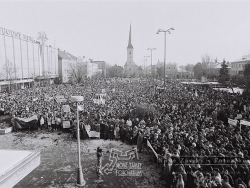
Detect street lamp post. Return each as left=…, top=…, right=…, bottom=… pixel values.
left=147, top=48, right=156, bottom=78
left=144, top=56, right=150, bottom=76
left=156, top=28, right=174, bottom=88
left=71, top=96, right=86, bottom=187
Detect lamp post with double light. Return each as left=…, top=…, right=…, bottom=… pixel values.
left=144, top=56, right=150, bottom=77
left=156, top=28, right=174, bottom=88
left=71, top=96, right=86, bottom=187
left=147, top=48, right=156, bottom=78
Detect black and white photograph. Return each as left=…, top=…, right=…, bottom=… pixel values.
left=0, top=0, right=250, bottom=187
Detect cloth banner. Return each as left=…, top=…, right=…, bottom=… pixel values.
left=13, top=115, right=38, bottom=130
left=240, top=120, right=250, bottom=127
left=147, top=140, right=158, bottom=159
left=228, top=118, right=238, bottom=126
left=62, top=105, right=70, bottom=113
left=87, top=131, right=100, bottom=138
left=62, top=121, right=71, bottom=128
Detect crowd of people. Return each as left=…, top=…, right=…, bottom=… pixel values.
left=1, top=77, right=250, bottom=188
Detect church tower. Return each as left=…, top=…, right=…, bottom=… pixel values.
left=127, top=24, right=133, bottom=63
left=124, top=24, right=137, bottom=77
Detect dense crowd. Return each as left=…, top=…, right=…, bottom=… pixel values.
left=0, top=78, right=250, bottom=188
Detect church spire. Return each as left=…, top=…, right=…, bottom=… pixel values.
left=127, top=24, right=133, bottom=49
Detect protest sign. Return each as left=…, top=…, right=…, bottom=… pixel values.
left=62, top=121, right=71, bottom=128
left=228, top=118, right=237, bottom=126
left=62, top=105, right=70, bottom=113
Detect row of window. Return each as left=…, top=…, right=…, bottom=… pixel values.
left=231, top=62, right=249, bottom=68
left=231, top=70, right=244, bottom=74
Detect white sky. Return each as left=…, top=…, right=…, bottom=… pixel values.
left=1, top=0, right=250, bottom=67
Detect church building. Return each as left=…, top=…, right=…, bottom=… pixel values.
left=124, top=25, right=140, bottom=77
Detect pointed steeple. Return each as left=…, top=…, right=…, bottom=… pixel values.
left=127, top=24, right=133, bottom=49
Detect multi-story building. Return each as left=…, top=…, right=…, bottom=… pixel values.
left=0, top=27, right=58, bottom=91
left=156, top=60, right=178, bottom=77
left=92, top=60, right=106, bottom=77
left=231, top=55, right=250, bottom=75
left=58, top=50, right=76, bottom=83
left=76, top=57, right=105, bottom=78
left=86, top=62, right=98, bottom=78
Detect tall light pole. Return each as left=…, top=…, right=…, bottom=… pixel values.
left=71, top=96, right=86, bottom=187
left=156, top=27, right=174, bottom=88
left=144, top=56, right=150, bottom=76
left=147, top=48, right=156, bottom=77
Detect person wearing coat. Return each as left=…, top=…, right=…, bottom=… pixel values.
left=175, top=174, right=185, bottom=188
left=104, top=123, right=109, bottom=140
left=119, top=124, right=126, bottom=142
left=40, top=115, right=44, bottom=130
left=137, top=130, right=144, bottom=153
left=114, top=124, right=120, bottom=141
left=108, top=124, right=115, bottom=141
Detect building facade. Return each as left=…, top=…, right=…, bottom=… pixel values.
left=91, top=60, right=106, bottom=77
left=0, top=27, right=58, bottom=90
left=231, top=55, right=250, bottom=75
left=124, top=25, right=139, bottom=77
left=156, top=61, right=178, bottom=77
left=86, top=62, right=98, bottom=78
left=58, top=50, right=76, bottom=83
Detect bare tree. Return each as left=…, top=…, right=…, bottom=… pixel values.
left=201, top=54, right=220, bottom=79
left=68, top=62, right=86, bottom=84
left=0, top=59, right=18, bottom=92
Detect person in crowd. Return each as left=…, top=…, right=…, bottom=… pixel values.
left=47, top=115, right=51, bottom=131
left=175, top=174, right=185, bottom=188
left=2, top=78, right=250, bottom=188
left=220, top=175, right=232, bottom=188
left=137, top=130, right=143, bottom=153
left=114, top=124, right=120, bottom=141
left=108, top=124, right=114, bottom=141
left=40, top=115, right=44, bottom=130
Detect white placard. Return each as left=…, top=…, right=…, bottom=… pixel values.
left=228, top=118, right=237, bottom=126
left=63, top=121, right=71, bottom=128
left=62, top=105, right=70, bottom=113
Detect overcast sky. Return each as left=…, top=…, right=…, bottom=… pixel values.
left=1, top=0, right=250, bottom=67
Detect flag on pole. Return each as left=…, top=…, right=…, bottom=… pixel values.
left=77, top=105, right=84, bottom=111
